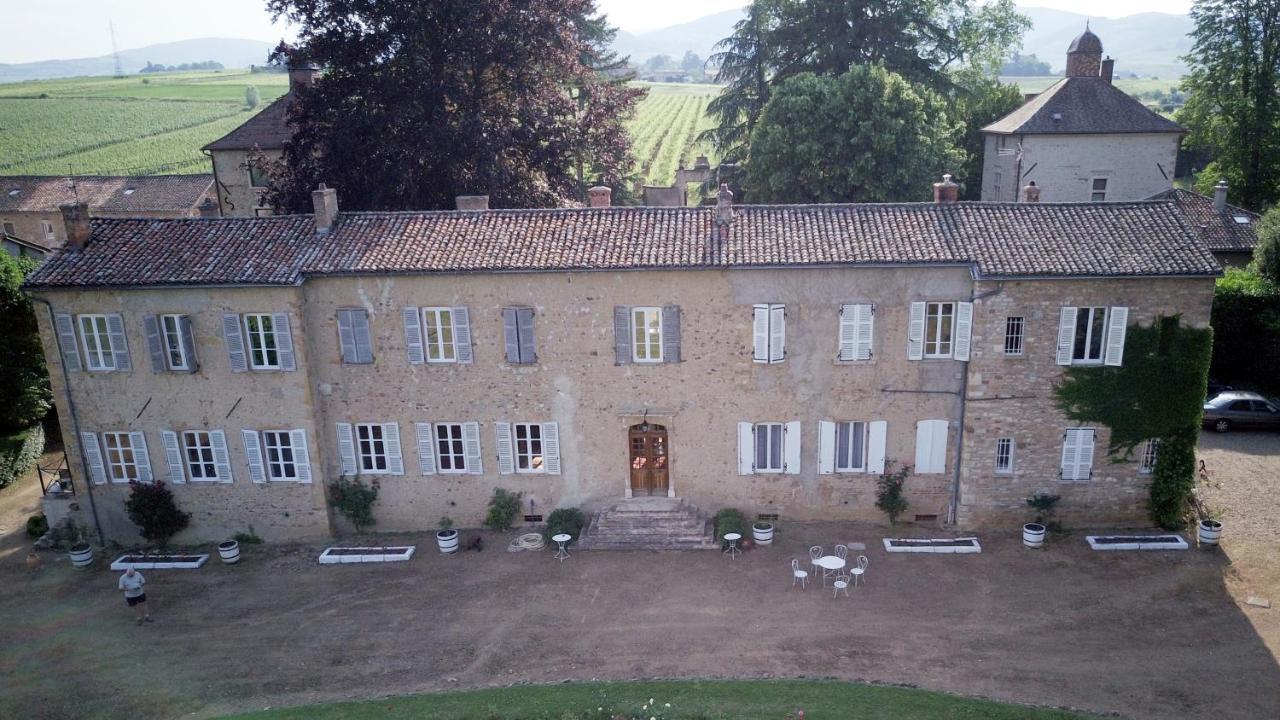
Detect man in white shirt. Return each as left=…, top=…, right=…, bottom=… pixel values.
left=117, top=568, right=152, bottom=624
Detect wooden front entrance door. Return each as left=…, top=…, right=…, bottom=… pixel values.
left=629, top=423, right=670, bottom=496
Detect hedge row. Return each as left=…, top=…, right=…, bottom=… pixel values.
left=0, top=423, right=45, bottom=490
left=1211, top=285, right=1280, bottom=397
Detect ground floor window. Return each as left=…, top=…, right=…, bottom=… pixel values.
left=263, top=430, right=298, bottom=481
left=1139, top=438, right=1159, bottom=474
left=183, top=431, right=217, bottom=481
left=356, top=423, right=389, bottom=473
left=835, top=421, right=866, bottom=472
left=514, top=423, right=544, bottom=472
left=753, top=422, right=785, bottom=473
left=435, top=423, right=467, bottom=473
left=103, top=432, right=140, bottom=483
left=995, top=437, right=1014, bottom=474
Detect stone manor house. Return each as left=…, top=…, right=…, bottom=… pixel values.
left=25, top=178, right=1219, bottom=544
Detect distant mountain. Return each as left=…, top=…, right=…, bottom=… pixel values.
left=0, top=38, right=275, bottom=82
left=613, top=8, right=745, bottom=62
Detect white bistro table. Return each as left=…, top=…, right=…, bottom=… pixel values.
left=814, top=555, right=846, bottom=585
left=552, top=533, right=572, bottom=561
left=723, top=532, right=742, bottom=559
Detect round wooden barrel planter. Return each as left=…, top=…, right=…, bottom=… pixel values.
left=752, top=522, right=774, bottom=545
left=436, top=529, right=459, bottom=554
left=1198, top=520, right=1223, bottom=547
left=1022, top=523, right=1046, bottom=549
left=218, top=540, right=241, bottom=564
left=69, top=542, right=94, bottom=568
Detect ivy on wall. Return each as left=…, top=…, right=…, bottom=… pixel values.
left=1053, top=317, right=1213, bottom=529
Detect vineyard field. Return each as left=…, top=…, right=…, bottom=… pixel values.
left=627, top=82, right=719, bottom=188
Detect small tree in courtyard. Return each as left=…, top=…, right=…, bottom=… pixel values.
left=125, top=481, right=191, bottom=548
left=328, top=476, right=379, bottom=533
left=875, top=461, right=911, bottom=525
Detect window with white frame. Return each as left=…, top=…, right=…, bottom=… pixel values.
left=514, top=423, right=544, bottom=472
left=924, top=302, right=955, bottom=358
left=161, top=314, right=191, bottom=370
left=1004, top=317, right=1024, bottom=356
left=835, top=421, right=867, bottom=472
left=356, top=423, right=389, bottom=473
left=243, top=314, right=280, bottom=369
left=262, top=430, right=299, bottom=481
left=103, top=432, right=141, bottom=483
left=42, top=220, right=55, bottom=242
left=1072, top=307, right=1108, bottom=364
left=421, top=307, right=457, bottom=362
left=2, top=220, right=15, bottom=236
left=183, top=431, right=218, bottom=481
left=631, top=307, right=663, bottom=362
left=752, top=303, right=785, bottom=363
left=1090, top=178, right=1108, bottom=202
left=995, top=437, right=1014, bottom=474
left=435, top=423, right=467, bottom=473
left=753, top=422, right=785, bottom=473
left=78, top=314, right=116, bottom=371
left=1139, top=438, right=1159, bottom=474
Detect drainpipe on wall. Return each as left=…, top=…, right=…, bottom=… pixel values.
left=30, top=296, right=106, bottom=547
left=948, top=281, right=1005, bottom=527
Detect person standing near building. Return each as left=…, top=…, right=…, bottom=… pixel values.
left=118, top=567, right=152, bottom=624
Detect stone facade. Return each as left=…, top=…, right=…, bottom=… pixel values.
left=210, top=149, right=279, bottom=218
left=981, top=132, right=1180, bottom=203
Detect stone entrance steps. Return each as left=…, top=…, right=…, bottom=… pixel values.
left=578, top=497, right=719, bottom=551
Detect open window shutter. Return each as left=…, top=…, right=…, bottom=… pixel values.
left=752, top=305, right=770, bottom=362
left=336, top=423, right=356, bottom=476
left=953, top=302, right=973, bottom=361
left=273, top=313, right=296, bottom=371
left=502, top=308, right=520, bottom=363
left=383, top=422, right=404, bottom=475
left=854, top=304, right=874, bottom=360
left=1060, top=429, right=1080, bottom=480
left=222, top=314, right=248, bottom=372
left=463, top=422, right=483, bottom=474
left=542, top=422, right=561, bottom=475
left=336, top=309, right=358, bottom=363
left=495, top=422, right=515, bottom=475
left=662, top=305, right=681, bottom=363
left=818, top=420, right=836, bottom=475
left=914, top=421, right=933, bottom=473
left=55, top=313, right=82, bottom=372
left=452, top=306, right=473, bottom=363
left=107, top=314, right=131, bottom=371
left=613, top=306, right=631, bottom=364
left=242, top=430, right=266, bottom=484
left=516, top=308, right=536, bottom=364
left=291, top=429, right=312, bottom=483
left=351, top=310, right=373, bottom=363
left=178, top=315, right=198, bottom=372
left=1056, top=307, right=1078, bottom=366
left=783, top=421, right=801, bottom=475
left=402, top=306, right=425, bottom=364
left=131, top=432, right=152, bottom=482
left=907, top=302, right=925, bottom=361
left=737, top=422, right=754, bottom=475
left=144, top=315, right=166, bottom=373
left=210, top=430, right=233, bottom=483
left=1079, top=429, right=1096, bottom=480
left=1104, top=306, right=1129, bottom=367
left=928, top=420, right=948, bottom=475
left=867, top=421, right=887, bottom=474
left=415, top=423, right=437, bottom=475
left=161, top=430, right=184, bottom=484
left=769, top=305, right=786, bottom=363
left=837, top=305, right=857, bottom=361
left=81, top=432, right=106, bottom=484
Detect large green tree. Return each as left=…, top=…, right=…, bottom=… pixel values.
left=1179, top=0, right=1280, bottom=212
left=0, top=252, right=51, bottom=434
left=745, top=66, right=963, bottom=203
left=261, top=0, right=643, bottom=211
left=951, top=71, right=1026, bottom=200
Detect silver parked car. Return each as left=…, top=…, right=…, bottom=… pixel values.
left=1203, top=391, right=1280, bottom=433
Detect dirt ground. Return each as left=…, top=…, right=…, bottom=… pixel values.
left=1, top=438, right=1279, bottom=720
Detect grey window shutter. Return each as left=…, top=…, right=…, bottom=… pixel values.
left=273, top=312, right=296, bottom=371
left=131, top=431, right=152, bottom=483
left=541, top=422, right=561, bottom=475
left=161, top=430, right=184, bottom=483
left=222, top=314, right=248, bottom=372
left=291, top=429, right=312, bottom=483
left=336, top=309, right=358, bottom=363
left=495, top=422, right=515, bottom=475
left=336, top=423, right=357, bottom=476
left=463, top=421, right=483, bottom=474
left=81, top=432, right=107, bottom=484
left=178, top=315, right=198, bottom=372
left=415, top=423, right=437, bottom=475
left=517, top=307, right=536, bottom=364
left=106, top=313, right=131, bottom=372
left=242, top=430, right=266, bottom=483
left=452, top=306, right=473, bottom=363
left=383, top=422, right=404, bottom=475
left=210, top=429, right=233, bottom=483
left=502, top=308, right=520, bottom=363
left=351, top=310, right=373, bottom=363
left=662, top=305, right=681, bottom=363
left=403, top=306, right=425, bottom=364
left=144, top=315, right=166, bottom=373
left=613, top=306, right=631, bottom=364
left=55, top=313, right=82, bottom=372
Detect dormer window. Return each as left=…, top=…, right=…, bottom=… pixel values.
left=1051, top=112, right=1062, bottom=121
left=123, top=188, right=136, bottom=196
left=7, top=189, right=19, bottom=197
left=1233, top=215, right=1251, bottom=224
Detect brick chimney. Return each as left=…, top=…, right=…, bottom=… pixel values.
left=715, top=183, right=734, bottom=225
left=1214, top=180, right=1229, bottom=213
left=933, top=174, right=959, bottom=203
left=60, top=203, right=91, bottom=250
left=197, top=197, right=220, bottom=218
left=455, top=195, right=489, bottom=211
left=1100, top=57, right=1115, bottom=84
left=288, top=61, right=320, bottom=92
left=1022, top=181, right=1041, bottom=203
left=311, top=183, right=338, bottom=235
left=588, top=186, right=612, bottom=208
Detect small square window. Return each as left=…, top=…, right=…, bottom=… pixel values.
left=1091, top=178, right=1108, bottom=202
left=1004, top=317, right=1024, bottom=356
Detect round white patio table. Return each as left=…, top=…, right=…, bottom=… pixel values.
left=552, top=533, right=572, bottom=561
left=814, top=555, right=846, bottom=585
left=723, top=532, right=742, bottom=560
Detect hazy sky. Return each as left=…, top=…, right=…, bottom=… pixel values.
left=0, top=0, right=1195, bottom=65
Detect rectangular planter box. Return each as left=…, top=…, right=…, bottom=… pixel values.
left=882, top=537, right=982, bottom=554
left=318, top=546, right=416, bottom=564
left=110, top=554, right=209, bottom=570
left=1086, top=535, right=1188, bottom=551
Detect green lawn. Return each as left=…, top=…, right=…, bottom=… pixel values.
left=219, top=680, right=1100, bottom=720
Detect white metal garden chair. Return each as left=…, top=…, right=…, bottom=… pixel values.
left=791, top=558, right=808, bottom=589
left=808, top=545, right=823, bottom=583
left=849, top=555, right=869, bottom=587
left=832, top=570, right=851, bottom=599
left=834, top=544, right=848, bottom=562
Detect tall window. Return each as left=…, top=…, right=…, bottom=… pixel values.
left=753, top=422, right=785, bottom=473
left=422, top=307, right=457, bottom=362
left=924, top=302, right=955, bottom=358
left=78, top=314, right=116, bottom=371
left=103, top=432, right=140, bottom=483
left=42, top=220, right=55, bottom=242
left=356, top=423, right=389, bottom=473
left=1139, top=439, right=1159, bottom=474
left=262, top=430, right=298, bottom=481
left=514, top=423, right=544, bottom=473
left=161, top=314, right=190, bottom=370
left=631, top=307, right=663, bottom=362
left=243, top=314, right=279, bottom=369
left=248, top=164, right=269, bottom=188
left=1004, top=317, right=1024, bottom=356
left=835, top=421, right=867, bottom=472
left=1072, top=307, right=1108, bottom=364
left=995, top=437, right=1014, bottom=474
left=1091, top=178, right=1108, bottom=202
left=183, top=431, right=217, bottom=481
left=435, top=423, right=467, bottom=473
left=2, top=220, right=14, bottom=236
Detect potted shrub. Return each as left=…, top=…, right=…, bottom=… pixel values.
left=543, top=507, right=586, bottom=545
left=437, top=516, right=459, bottom=554
left=1190, top=463, right=1224, bottom=548
left=714, top=508, right=746, bottom=550
left=1023, top=492, right=1060, bottom=549
left=752, top=519, right=774, bottom=545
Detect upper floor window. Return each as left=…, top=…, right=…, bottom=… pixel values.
left=1004, top=316, right=1024, bottom=356
left=41, top=220, right=55, bottom=242
left=161, top=314, right=191, bottom=370
left=248, top=164, right=270, bottom=188
left=1091, top=178, right=1108, bottom=202
left=502, top=307, right=537, bottom=364
left=614, top=305, right=680, bottom=365
left=263, top=430, right=299, bottom=481
left=1073, top=307, right=1107, bottom=363
left=909, top=301, right=973, bottom=362
left=78, top=314, right=117, bottom=371
left=1057, top=306, right=1128, bottom=367
left=632, top=307, right=664, bottom=362
left=421, top=307, right=457, bottom=362
left=402, top=305, right=472, bottom=365
left=243, top=313, right=280, bottom=369
left=924, top=302, right=954, bottom=358
left=2, top=220, right=14, bottom=236
left=222, top=312, right=295, bottom=373
left=752, top=303, right=786, bottom=364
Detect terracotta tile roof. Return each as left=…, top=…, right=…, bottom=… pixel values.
left=1147, top=188, right=1260, bottom=253
left=983, top=77, right=1185, bottom=135
left=24, top=200, right=1221, bottom=289
left=0, top=175, right=213, bottom=214
left=202, top=93, right=293, bottom=151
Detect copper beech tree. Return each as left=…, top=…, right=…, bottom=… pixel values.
left=260, top=0, right=643, bottom=211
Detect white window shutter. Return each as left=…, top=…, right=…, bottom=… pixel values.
left=463, top=421, right=483, bottom=474
left=854, top=304, right=874, bottom=360
left=273, top=312, right=296, bottom=371
left=335, top=423, right=356, bottom=476
left=1061, top=429, right=1081, bottom=481
left=907, top=302, right=925, bottom=361
left=1056, top=307, right=1078, bottom=366
left=131, top=431, right=152, bottom=482
left=222, top=314, right=248, bottom=372
left=383, top=422, right=404, bottom=475
left=403, top=306, right=425, bottom=364
left=144, top=316, right=166, bottom=373
left=914, top=421, right=933, bottom=473
left=106, top=314, right=131, bottom=372
left=452, top=307, right=473, bottom=364
left=161, top=430, right=184, bottom=484
left=953, top=302, right=973, bottom=362
left=818, top=420, right=836, bottom=475
left=783, top=421, right=801, bottom=474
left=542, top=422, right=561, bottom=475
left=752, top=305, right=769, bottom=363
left=929, top=420, right=948, bottom=474
left=769, top=304, right=786, bottom=363
left=291, top=429, right=312, bottom=483
left=1079, top=429, right=1096, bottom=480
left=613, top=306, right=631, bottom=365
left=55, top=313, right=82, bottom=372
left=495, top=422, right=515, bottom=475
left=867, top=421, right=887, bottom=474
left=1104, top=306, right=1129, bottom=367
left=81, top=432, right=107, bottom=484
left=737, top=422, right=755, bottom=475
left=210, top=429, right=233, bottom=484
left=242, top=429, right=266, bottom=483
left=662, top=305, right=681, bottom=363
left=837, top=305, right=857, bottom=361
left=415, top=422, right=437, bottom=475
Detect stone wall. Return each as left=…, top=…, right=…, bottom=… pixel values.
left=211, top=149, right=278, bottom=217
left=981, top=133, right=1179, bottom=202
